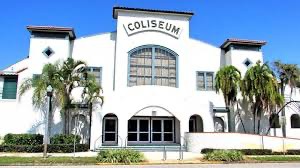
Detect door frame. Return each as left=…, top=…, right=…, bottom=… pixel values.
left=103, top=116, right=118, bottom=145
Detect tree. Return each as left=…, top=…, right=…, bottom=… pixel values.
left=19, top=58, right=87, bottom=135
left=56, top=57, right=86, bottom=134
left=241, top=61, right=284, bottom=134
left=215, top=65, right=242, bottom=132
left=273, top=60, right=300, bottom=137
left=81, top=74, right=104, bottom=146
left=19, top=62, right=64, bottom=139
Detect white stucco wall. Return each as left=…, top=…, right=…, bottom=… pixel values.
left=186, top=133, right=300, bottom=153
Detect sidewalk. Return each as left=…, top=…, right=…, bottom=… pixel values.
left=0, top=151, right=202, bottom=161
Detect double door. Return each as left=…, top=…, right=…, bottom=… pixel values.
left=128, top=117, right=174, bottom=143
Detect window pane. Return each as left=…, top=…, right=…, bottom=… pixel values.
left=197, top=72, right=205, bottom=90
left=152, top=120, right=162, bottom=132
left=105, top=119, right=116, bottom=132
left=139, top=133, right=149, bottom=141
left=128, top=133, right=137, bottom=141
left=152, top=133, right=161, bottom=141
left=105, top=133, right=115, bottom=141
left=164, top=120, right=173, bottom=132
left=164, top=133, right=173, bottom=141
left=139, top=120, right=149, bottom=132
left=206, top=73, right=214, bottom=90
left=128, top=120, right=137, bottom=132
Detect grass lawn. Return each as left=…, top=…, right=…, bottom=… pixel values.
left=0, top=157, right=98, bottom=165
left=251, top=156, right=300, bottom=162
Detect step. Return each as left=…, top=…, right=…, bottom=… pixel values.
left=96, top=145, right=186, bottom=152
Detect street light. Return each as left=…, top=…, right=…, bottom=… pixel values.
left=44, top=85, right=53, bottom=158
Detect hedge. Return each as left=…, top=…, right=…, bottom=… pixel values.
left=96, top=149, right=144, bottom=164
left=0, top=144, right=89, bottom=153
left=204, top=150, right=244, bottom=162
left=201, top=148, right=272, bottom=155
left=3, top=134, right=43, bottom=145
left=50, top=134, right=81, bottom=144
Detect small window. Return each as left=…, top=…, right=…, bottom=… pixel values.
left=243, top=58, right=253, bottom=68
left=196, top=71, right=214, bottom=91
left=269, top=114, right=280, bottom=128
left=87, top=67, right=102, bottom=86
left=42, top=47, right=54, bottom=57
left=2, top=76, right=18, bottom=99
left=291, top=114, right=300, bottom=128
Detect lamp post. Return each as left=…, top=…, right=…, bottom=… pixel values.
left=44, top=85, right=53, bottom=158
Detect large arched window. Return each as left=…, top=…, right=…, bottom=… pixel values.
left=128, top=45, right=178, bottom=87
left=291, top=114, right=300, bottom=128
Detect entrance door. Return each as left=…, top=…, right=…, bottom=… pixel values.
left=152, top=118, right=174, bottom=143
left=103, top=117, right=117, bottom=144
left=128, top=118, right=150, bottom=143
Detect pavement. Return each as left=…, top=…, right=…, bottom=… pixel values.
left=0, top=151, right=202, bottom=161
left=1, top=163, right=300, bottom=168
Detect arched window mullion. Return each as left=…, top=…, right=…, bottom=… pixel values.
left=151, top=47, right=155, bottom=85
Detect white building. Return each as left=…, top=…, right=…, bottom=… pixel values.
left=1, top=7, right=300, bottom=151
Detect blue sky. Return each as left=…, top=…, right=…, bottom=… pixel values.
left=0, top=0, right=300, bottom=70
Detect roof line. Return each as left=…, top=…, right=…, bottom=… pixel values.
left=220, top=38, right=267, bottom=49
left=113, top=6, right=194, bottom=19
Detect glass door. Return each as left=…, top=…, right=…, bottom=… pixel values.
left=128, top=118, right=150, bottom=143
left=103, top=117, right=117, bottom=144
left=151, top=118, right=174, bottom=143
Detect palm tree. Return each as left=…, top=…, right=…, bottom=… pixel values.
left=215, top=65, right=242, bottom=132
left=273, top=60, right=300, bottom=137
left=56, top=57, right=87, bottom=134
left=241, top=61, right=284, bottom=134
left=81, top=74, right=104, bottom=146
left=19, top=58, right=87, bottom=135
left=19, top=62, right=64, bottom=139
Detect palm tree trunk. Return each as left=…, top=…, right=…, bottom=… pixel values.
left=281, top=84, right=286, bottom=137
left=88, top=103, right=92, bottom=147
left=236, top=103, right=246, bottom=133
left=257, top=109, right=262, bottom=134
left=253, top=106, right=257, bottom=134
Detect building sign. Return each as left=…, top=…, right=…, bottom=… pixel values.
left=123, top=19, right=182, bottom=39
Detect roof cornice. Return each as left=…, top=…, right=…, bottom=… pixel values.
left=113, top=6, right=194, bottom=19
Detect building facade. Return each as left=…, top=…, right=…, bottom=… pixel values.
left=1, top=7, right=300, bottom=150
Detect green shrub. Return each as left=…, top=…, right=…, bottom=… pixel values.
left=204, top=150, right=244, bottom=162
left=47, top=144, right=89, bottom=153
left=287, top=150, right=300, bottom=155
left=50, top=134, right=81, bottom=144
left=3, top=134, right=43, bottom=145
left=0, top=144, right=89, bottom=153
left=201, top=148, right=272, bottom=155
left=96, top=149, right=144, bottom=164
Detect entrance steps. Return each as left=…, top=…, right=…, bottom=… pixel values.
left=96, top=144, right=186, bottom=152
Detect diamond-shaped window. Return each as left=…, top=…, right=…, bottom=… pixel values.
left=42, top=47, right=54, bottom=57
left=243, top=58, right=252, bottom=68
